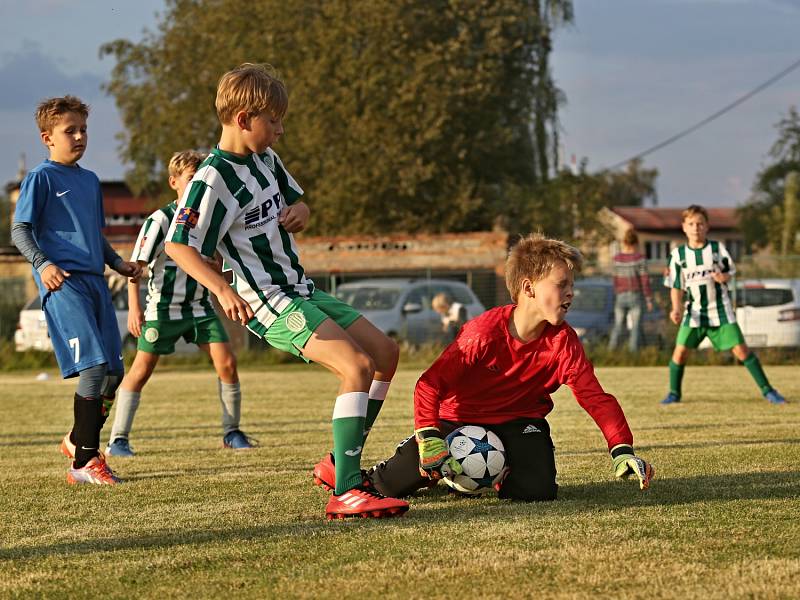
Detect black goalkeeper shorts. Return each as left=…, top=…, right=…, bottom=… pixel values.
left=368, top=418, right=558, bottom=502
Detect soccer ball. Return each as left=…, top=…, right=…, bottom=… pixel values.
left=442, top=425, right=506, bottom=495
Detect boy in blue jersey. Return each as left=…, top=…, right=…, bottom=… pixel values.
left=12, top=96, right=142, bottom=484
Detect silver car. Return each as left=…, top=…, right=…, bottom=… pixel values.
left=335, top=278, right=486, bottom=344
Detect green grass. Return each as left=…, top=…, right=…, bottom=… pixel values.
left=1, top=365, right=799, bottom=599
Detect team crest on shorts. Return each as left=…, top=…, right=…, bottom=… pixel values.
left=144, top=327, right=160, bottom=343
left=285, top=311, right=307, bottom=333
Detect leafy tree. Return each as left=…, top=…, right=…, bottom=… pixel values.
left=599, top=158, right=658, bottom=207
left=739, top=106, right=800, bottom=251
left=501, top=159, right=658, bottom=251
left=102, top=0, right=572, bottom=234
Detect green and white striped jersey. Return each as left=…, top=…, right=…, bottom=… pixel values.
left=167, top=147, right=311, bottom=333
left=666, top=240, right=736, bottom=327
left=131, top=201, right=216, bottom=322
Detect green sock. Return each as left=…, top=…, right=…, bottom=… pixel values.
left=363, top=380, right=390, bottom=445
left=332, top=392, right=368, bottom=495
left=669, top=360, right=684, bottom=398
left=743, top=353, right=771, bottom=395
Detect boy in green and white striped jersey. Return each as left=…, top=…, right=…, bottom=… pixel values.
left=107, top=151, right=264, bottom=457
left=165, top=64, right=408, bottom=520
left=661, top=205, right=786, bottom=405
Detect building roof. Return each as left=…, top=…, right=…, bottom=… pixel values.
left=609, top=206, right=739, bottom=231
left=101, top=181, right=155, bottom=215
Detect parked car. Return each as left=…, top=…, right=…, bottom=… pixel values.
left=566, top=277, right=665, bottom=347
left=698, top=279, right=800, bottom=348
left=334, top=278, right=486, bottom=344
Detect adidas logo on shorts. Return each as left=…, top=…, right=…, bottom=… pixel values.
left=522, top=424, right=541, bottom=434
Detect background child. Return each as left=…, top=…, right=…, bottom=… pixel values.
left=314, top=234, right=655, bottom=501
left=107, top=150, right=268, bottom=456
left=431, top=291, right=468, bottom=343
left=661, top=205, right=786, bottom=405
left=608, top=228, right=653, bottom=353
left=165, top=63, right=408, bottom=519
left=11, top=95, right=142, bottom=484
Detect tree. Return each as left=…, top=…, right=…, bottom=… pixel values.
left=500, top=159, right=658, bottom=252
left=739, top=106, right=800, bottom=251
left=101, top=0, right=572, bottom=234
left=781, top=171, right=799, bottom=256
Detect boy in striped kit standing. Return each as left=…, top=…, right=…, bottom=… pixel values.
left=106, top=150, right=265, bottom=456
left=661, top=205, right=786, bottom=405
left=165, top=63, right=408, bottom=519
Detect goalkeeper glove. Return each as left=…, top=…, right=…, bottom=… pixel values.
left=611, top=444, right=654, bottom=490
left=415, top=427, right=463, bottom=480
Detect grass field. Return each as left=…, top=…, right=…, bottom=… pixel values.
left=1, top=364, right=799, bottom=599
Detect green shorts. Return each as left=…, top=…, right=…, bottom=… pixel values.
left=138, top=315, right=229, bottom=355
left=257, top=290, right=362, bottom=362
left=675, top=322, right=745, bottom=351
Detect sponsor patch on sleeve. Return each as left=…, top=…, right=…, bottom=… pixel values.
left=176, top=207, right=200, bottom=228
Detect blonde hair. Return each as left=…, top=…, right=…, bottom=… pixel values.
left=35, top=95, right=89, bottom=133
left=168, top=150, right=206, bottom=177
left=215, top=63, right=288, bottom=125
left=505, top=234, right=583, bottom=302
left=431, top=292, right=453, bottom=312
left=682, top=204, right=709, bottom=223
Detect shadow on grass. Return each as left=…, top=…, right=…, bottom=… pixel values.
left=2, top=470, right=798, bottom=562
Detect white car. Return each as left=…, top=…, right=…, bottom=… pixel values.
left=334, top=278, right=486, bottom=344
left=734, top=279, right=800, bottom=348
left=696, top=278, right=800, bottom=349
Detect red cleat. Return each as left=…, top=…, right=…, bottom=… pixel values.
left=313, top=453, right=336, bottom=491
left=60, top=431, right=75, bottom=459
left=67, top=455, right=122, bottom=485
left=325, top=483, right=409, bottom=520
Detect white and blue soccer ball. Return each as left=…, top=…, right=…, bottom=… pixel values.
left=443, top=425, right=506, bottom=495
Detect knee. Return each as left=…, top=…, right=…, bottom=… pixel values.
left=672, top=347, right=688, bottom=364
left=342, top=352, right=375, bottom=384
left=216, top=354, right=238, bottom=380
left=379, top=336, right=400, bottom=370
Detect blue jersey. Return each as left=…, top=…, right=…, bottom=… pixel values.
left=14, top=160, right=107, bottom=288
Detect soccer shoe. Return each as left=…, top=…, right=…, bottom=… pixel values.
left=313, top=453, right=336, bottom=491
left=106, top=438, right=135, bottom=457
left=312, top=453, right=369, bottom=491
left=222, top=429, right=258, bottom=450
left=764, top=389, right=787, bottom=405
left=67, top=455, right=121, bottom=485
left=60, top=431, right=76, bottom=459
left=660, top=392, right=681, bottom=405
left=325, top=483, right=409, bottom=520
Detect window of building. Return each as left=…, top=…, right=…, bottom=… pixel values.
left=645, top=240, right=672, bottom=261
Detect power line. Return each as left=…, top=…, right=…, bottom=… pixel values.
left=607, top=55, right=800, bottom=170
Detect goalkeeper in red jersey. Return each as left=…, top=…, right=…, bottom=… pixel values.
left=313, top=234, right=654, bottom=501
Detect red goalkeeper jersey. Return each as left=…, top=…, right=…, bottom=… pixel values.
left=414, top=304, right=633, bottom=450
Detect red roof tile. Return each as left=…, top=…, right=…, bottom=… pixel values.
left=610, top=207, right=739, bottom=230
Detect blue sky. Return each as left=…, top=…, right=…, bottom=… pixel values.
left=1, top=0, right=798, bottom=208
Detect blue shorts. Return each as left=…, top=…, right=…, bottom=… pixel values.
left=41, top=273, right=124, bottom=378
